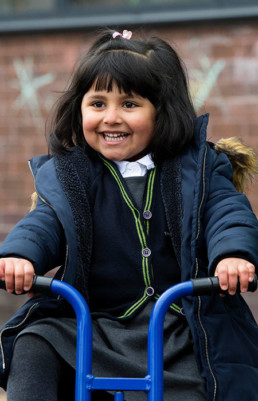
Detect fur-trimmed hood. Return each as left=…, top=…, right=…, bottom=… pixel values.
left=214, top=137, right=258, bottom=193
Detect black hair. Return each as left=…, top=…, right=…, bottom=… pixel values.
left=48, top=29, right=196, bottom=163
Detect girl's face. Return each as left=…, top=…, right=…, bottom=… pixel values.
left=81, top=83, right=156, bottom=161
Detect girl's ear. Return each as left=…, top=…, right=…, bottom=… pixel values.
left=214, top=137, right=258, bottom=193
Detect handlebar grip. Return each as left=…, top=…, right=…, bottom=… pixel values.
left=0, top=275, right=53, bottom=295
left=31, top=276, right=53, bottom=295
left=191, top=274, right=257, bottom=296
left=0, top=275, right=257, bottom=297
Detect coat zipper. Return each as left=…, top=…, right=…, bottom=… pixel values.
left=195, top=260, right=217, bottom=401
left=195, top=145, right=217, bottom=401
left=0, top=302, right=39, bottom=371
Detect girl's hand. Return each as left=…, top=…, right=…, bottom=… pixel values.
left=214, top=257, right=255, bottom=295
left=0, top=258, right=35, bottom=295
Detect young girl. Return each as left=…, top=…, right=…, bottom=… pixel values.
left=0, top=29, right=257, bottom=401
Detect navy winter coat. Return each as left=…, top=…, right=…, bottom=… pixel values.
left=0, top=114, right=257, bottom=400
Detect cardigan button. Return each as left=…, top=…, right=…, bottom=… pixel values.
left=146, top=287, right=155, bottom=297
left=143, top=210, right=152, bottom=220
left=142, top=248, right=151, bottom=257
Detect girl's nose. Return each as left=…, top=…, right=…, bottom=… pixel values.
left=103, top=107, right=122, bottom=125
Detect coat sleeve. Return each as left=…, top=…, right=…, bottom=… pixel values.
left=203, top=150, right=258, bottom=274
left=0, top=196, right=65, bottom=275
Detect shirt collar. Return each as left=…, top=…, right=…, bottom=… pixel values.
left=137, top=154, right=155, bottom=170
left=114, top=154, right=154, bottom=176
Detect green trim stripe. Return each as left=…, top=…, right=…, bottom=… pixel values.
left=144, top=168, right=156, bottom=211
left=143, top=168, right=156, bottom=236
left=154, top=294, right=182, bottom=314
left=101, top=158, right=150, bottom=286
left=100, top=156, right=157, bottom=318
left=118, top=294, right=148, bottom=319
left=101, top=157, right=156, bottom=286
left=101, top=158, right=145, bottom=246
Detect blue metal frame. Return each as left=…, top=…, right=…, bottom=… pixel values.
left=50, top=279, right=194, bottom=401
left=51, top=280, right=93, bottom=401
left=147, top=281, right=193, bottom=401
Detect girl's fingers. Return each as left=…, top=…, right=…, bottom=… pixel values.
left=4, top=259, right=15, bottom=293
left=23, top=262, right=35, bottom=291
left=0, top=258, right=35, bottom=294
left=14, top=261, right=25, bottom=294
left=238, top=263, right=251, bottom=293
left=215, top=258, right=256, bottom=295
left=227, top=265, right=238, bottom=295
left=215, top=262, right=229, bottom=291
left=247, top=262, right=255, bottom=282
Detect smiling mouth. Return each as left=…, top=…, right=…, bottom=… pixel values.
left=103, top=132, right=129, bottom=142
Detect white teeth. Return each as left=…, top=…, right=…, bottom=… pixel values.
left=103, top=133, right=128, bottom=142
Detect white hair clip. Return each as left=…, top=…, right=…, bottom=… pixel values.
left=112, top=30, right=132, bottom=40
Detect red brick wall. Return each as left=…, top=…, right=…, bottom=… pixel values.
left=0, top=23, right=257, bottom=243
left=0, top=22, right=257, bottom=318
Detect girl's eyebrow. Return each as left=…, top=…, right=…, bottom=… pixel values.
left=86, top=93, right=139, bottom=101
left=86, top=95, right=107, bottom=101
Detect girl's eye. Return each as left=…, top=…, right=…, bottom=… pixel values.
left=92, top=102, right=105, bottom=108
left=123, top=102, right=137, bottom=109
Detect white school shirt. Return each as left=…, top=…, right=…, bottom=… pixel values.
left=113, top=154, right=155, bottom=178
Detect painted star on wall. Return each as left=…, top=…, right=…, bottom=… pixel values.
left=10, top=57, right=56, bottom=127
left=187, top=38, right=226, bottom=112
left=190, top=55, right=226, bottom=111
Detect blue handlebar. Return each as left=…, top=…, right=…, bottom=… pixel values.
left=49, top=276, right=257, bottom=401
left=50, top=280, right=93, bottom=401
left=49, top=279, right=196, bottom=401
left=147, top=281, right=194, bottom=401
left=49, top=279, right=197, bottom=401
left=0, top=275, right=257, bottom=401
